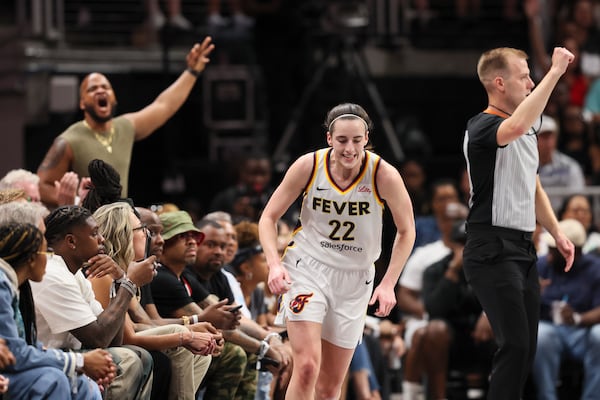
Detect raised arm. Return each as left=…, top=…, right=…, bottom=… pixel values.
left=123, top=38, right=215, bottom=140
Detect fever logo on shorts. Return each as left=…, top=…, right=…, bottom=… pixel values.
left=289, top=293, right=313, bottom=314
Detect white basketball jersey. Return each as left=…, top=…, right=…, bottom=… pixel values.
left=289, top=148, right=384, bottom=270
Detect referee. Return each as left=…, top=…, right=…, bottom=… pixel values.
left=462, top=47, right=575, bottom=399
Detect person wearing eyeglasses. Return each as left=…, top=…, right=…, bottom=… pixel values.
left=462, top=47, right=576, bottom=400
left=91, top=202, right=217, bottom=400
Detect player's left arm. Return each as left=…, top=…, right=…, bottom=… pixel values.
left=369, top=160, right=416, bottom=316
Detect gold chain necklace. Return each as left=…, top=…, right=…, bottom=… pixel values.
left=83, top=120, right=115, bottom=153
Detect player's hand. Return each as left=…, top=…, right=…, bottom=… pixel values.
left=268, top=263, right=291, bottom=295
left=369, top=283, right=396, bottom=317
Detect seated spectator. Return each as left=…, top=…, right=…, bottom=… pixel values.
left=30, top=205, right=156, bottom=400
left=399, top=159, right=430, bottom=217
left=413, top=179, right=467, bottom=249
left=185, top=216, right=291, bottom=399
left=537, top=114, right=585, bottom=209
left=557, top=194, right=600, bottom=254
left=91, top=202, right=215, bottom=400
left=227, top=219, right=293, bottom=400
left=422, top=220, right=495, bottom=399
left=0, top=222, right=111, bottom=399
left=558, top=104, right=593, bottom=177
left=0, top=169, right=41, bottom=203
left=533, top=218, right=600, bottom=399
left=149, top=210, right=251, bottom=400
left=397, top=182, right=465, bottom=398
left=209, top=152, right=296, bottom=223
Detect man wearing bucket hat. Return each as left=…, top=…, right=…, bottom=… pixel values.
left=533, top=218, right=600, bottom=399
left=151, top=210, right=250, bottom=400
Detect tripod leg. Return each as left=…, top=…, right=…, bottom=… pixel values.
left=350, top=47, right=405, bottom=162
left=272, top=53, right=332, bottom=167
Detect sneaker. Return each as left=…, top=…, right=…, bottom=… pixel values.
left=207, top=13, right=229, bottom=27
left=169, top=14, right=193, bottom=30
left=149, top=12, right=165, bottom=29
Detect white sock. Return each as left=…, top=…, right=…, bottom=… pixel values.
left=402, top=381, right=425, bottom=400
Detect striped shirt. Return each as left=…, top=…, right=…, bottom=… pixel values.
left=463, top=112, right=538, bottom=232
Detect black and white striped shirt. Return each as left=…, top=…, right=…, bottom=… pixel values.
left=463, top=112, right=538, bottom=232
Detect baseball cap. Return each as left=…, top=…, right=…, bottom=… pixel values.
left=541, top=218, right=586, bottom=248
left=159, top=211, right=204, bottom=243
left=539, top=114, right=558, bottom=134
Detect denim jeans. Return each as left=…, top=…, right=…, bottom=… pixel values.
left=533, top=321, right=600, bottom=400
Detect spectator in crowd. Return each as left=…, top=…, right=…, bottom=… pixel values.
left=206, top=0, right=254, bottom=30
left=186, top=218, right=291, bottom=399
left=150, top=210, right=252, bottom=400
left=533, top=218, right=600, bottom=400
left=37, top=38, right=215, bottom=207
left=413, top=179, right=466, bottom=250
left=91, top=202, right=215, bottom=400
left=396, top=187, right=465, bottom=399
left=558, top=104, right=593, bottom=177
left=0, top=222, right=111, bottom=399
left=421, top=220, right=496, bottom=399
left=0, top=169, right=41, bottom=203
left=557, top=194, right=600, bottom=254
left=537, top=114, right=586, bottom=210
left=209, top=152, right=296, bottom=223
left=526, top=0, right=590, bottom=106
left=399, top=159, right=430, bottom=217
left=30, top=205, right=156, bottom=399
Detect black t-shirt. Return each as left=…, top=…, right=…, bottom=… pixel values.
left=183, top=266, right=235, bottom=305
left=150, top=263, right=209, bottom=318
left=140, top=284, right=153, bottom=307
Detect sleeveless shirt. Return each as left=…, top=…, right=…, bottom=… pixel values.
left=60, top=116, right=135, bottom=197
left=290, top=148, right=385, bottom=270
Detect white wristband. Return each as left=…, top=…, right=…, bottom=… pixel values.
left=573, top=312, right=582, bottom=326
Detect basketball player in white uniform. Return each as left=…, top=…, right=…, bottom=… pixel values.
left=259, top=103, right=415, bottom=400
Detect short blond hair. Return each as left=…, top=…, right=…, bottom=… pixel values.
left=477, top=47, right=528, bottom=87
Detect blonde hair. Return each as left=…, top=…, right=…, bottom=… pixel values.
left=93, top=202, right=135, bottom=269
left=477, top=47, right=528, bottom=87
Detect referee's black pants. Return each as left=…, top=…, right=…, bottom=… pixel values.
left=463, top=225, right=539, bottom=400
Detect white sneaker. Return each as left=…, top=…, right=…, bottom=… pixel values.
left=149, top=12, right=165, bottom=29
left=169, top=14, right=193, bottom=30
left=207, top=13, right=229, bottom=27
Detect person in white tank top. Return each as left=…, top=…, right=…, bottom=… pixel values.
left=259, top=103, right=416, bottom=400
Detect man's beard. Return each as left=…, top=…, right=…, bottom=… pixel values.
left=84, top=102, right=117, bottom=124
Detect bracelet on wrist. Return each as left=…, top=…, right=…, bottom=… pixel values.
left=573, top=312, right=582, bottom=326
left=75, top=352, right=84, bottom=372
left=186, top=67, right=200, bottom=77
left=264, top=332, right=282, bottom=344
left=191, top=314, right=199, bottom=324
left=179, top=332, right=184, bottom=347
left=256, top=340, right=270, bottom=359
left=118, top=277, right=137, bottom=297
left=182, top=315, right=190, bottom=326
